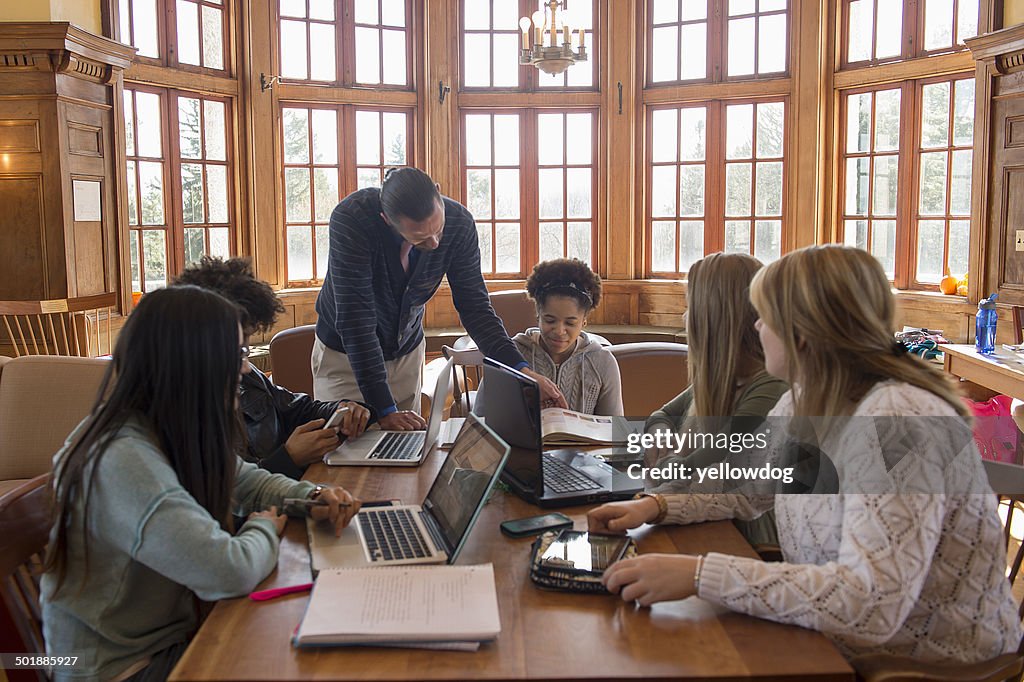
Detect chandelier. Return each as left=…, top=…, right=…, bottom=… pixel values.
left=518, top=0, right=588, bottom=76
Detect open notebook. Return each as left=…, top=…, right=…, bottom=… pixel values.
left=293, top=564, right=500, bottom=647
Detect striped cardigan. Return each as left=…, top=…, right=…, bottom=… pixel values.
left=315, top=188, right=524, bottom=413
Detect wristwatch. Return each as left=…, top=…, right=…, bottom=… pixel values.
left=309, top=484, right=325, bottom=500
left=632, top=492, right=668, bottom=524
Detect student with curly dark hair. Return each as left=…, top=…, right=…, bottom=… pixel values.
left=515, top=258, right=622, bottom=415
left=174, top=257, right=373, bottom=478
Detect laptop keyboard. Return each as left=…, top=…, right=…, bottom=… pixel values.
left=367, top=431, right=426, bottom=460
left=358, top=508, right=431, bottom=562
left=543, top=456, right=602, bottom=493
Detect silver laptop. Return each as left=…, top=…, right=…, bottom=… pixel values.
left=324, top=357, right=453, bottom=466
left=307, top=413, right=509, bottom=571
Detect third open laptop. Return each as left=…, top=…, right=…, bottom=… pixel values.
left=324, top=357, right=453, bottom=466
left=473, top=358, right=642, bottom=507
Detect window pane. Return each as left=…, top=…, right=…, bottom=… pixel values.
left=680, top=107, right=707, bottom=161
left=494, top=115, right=520, bottom=165
left=729, top=0, right=755, bottom=14
left=185, top=227, right=205, bottom=265
left=464, top=34, right=491, bottom=87
left=872, top=156, right=899, bottom=216
left=315, top=224, right=329, bottom=279
left=921, top=82, right=951, bottom=148
left=465, top=115, right=492, bottom=166
left=756, top=102, right=784, bottom=158
left=283, top=108, right=310, bottom=163
left=177, top=1, right=201, bottom=65
left=382, top=0, right=406, bottom=26
left=201, top=5, right=224, bottom=69
left=566, top=114, right=592, bottom=165
left=464, top=0, right=489, bottom=30
left=761, top=0, right=786, bottom=10
left=872, top=220, right=897, bottom=277
left=538, top=114, right=564, bottom=166
left=126, top=161, right=139, bottom=225
left=948, top=219, right=970, bottom=277
left=132, top=0, right=160, bottom=58
left=354, top=0, right=378, bottom=24
left=478, top=224, right=493, bottom=273
left=204, top=100, right=226, bottom=161
left=756, top=162, right=783, bottom=216
left=847, top=92, right=872, bottom=153
left=679, top=165, right=705, bottom=216
left=124, top=92, right=136, bottom=156
left=682, top=0, right=708, bottom=20
left=680, top=23, right=707, bottom=80
left=539, top=168, right=564, bottom=218
left=313, top=167, right=338, bottom=221
left=728, top=18, right=756, bottom=76
left=139, top=161, right=164, bottom=224
left=494, top=0, right=518, bottom=27
left=309, top=24, right=337, bottom=81
left=495, top=223, right=520, bottom=272
left=846, top=157, right=870, bottom=215
left=565, top=38, right=594, bottom=87
left=382, top=29, right=407, bottom=85
left=494, top=169, right=519, bottom=219
left=567, top=222, right=592, bottom=264
left=178, top=97, right=201, bottom=160
left=754, top=220, right=782, bottom=263
left=120, top=0, right=132, bottom=51
left=312, top=109, right=338, bottom=164
left=651, top=165, right=677, bottom=217
left=466, top=169, right=492, bottom=219
left=758, top=14, right=786, bottom=74
left=651, top=109, right=678, bottom=164
left=207, top=165, right=228, bottom=222
left=285, top=167, right=311, bottom=221
left=950, top=149, right=972, bottom=215
left=382, top=112, right=407, bottom=165
left=356, top=110, right=381, bottom=165
left=142, top=230, right=167, bottom=289
left=287, top=226, right=313, bottom=281
left=848, top=0, right=873, bottom=62
left=957, top=0, right=979, bottom=43
left=181, top=163, right=205, bottom=223
left=652, top=221, right=677, bottom=271
left=136, top=92, right=163, bottom=157
left=280, top=0, right=305, bottom=18
left=358, top=168, right=381, bottom=188
left=566, top=168, right=591, bottom=218
left=924, top=0, right=954, bottom=51
left=652, top=26, right=679, bottom=82
left=209, top=227, right=229, bottom=259
left=652, top=0, right=678, bottom=23
left=309, top=0, right=333, bottom=20
left=953, top=79, right=975, bottom=146
left=725, top=220, right=751, bottom=253
left=129, top=229, right=141, bottom=291
left=540, top=223, right=563, bottom=262
left=916, top=220, right=945, bottom=282
left=679, top=221, right=704, bottom=271
left=874, top=89, right=901, bottom=152
left=875, top=1, right=903, bottom=58
left=725, top=163, right=752, bottom=216
left=845, top=219, right=868, bottom=250
left=493, top=33, right=519, bottom=87
left=919, top=152, right=948, bottom=215
left=280, top=20, right=309, bottom=79
left=726, top=104, right=753, bottom=159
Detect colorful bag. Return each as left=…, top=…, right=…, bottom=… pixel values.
left=963, top=394, right=1019, bottom=463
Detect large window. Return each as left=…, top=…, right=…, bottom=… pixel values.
left=124, top=87, right=235, bottom=293
left=118, top=0, right=228, bottom=71
left=842, top=0, right=980, bottom=67
left=278, top=0, right=412, bottom=86
left=281, top=105, right=413, bottom=284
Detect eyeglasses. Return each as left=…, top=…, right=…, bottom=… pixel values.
left=240, top=345, right=251, bottom=361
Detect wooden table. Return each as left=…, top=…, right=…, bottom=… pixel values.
left=169, top=448, right=853, bottom=681
left=943, top=344, right=1024, bottom=398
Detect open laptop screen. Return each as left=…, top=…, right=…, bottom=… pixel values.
left=474, top=358, right=543, bottom=491
left=421, top=414, right=507, bottom=560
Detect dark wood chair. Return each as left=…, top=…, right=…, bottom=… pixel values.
left=0, top=474, right=52, bottom=682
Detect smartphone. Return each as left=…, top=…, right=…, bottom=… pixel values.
left=539, top=530, right=629, bottom=574
left=323, top=406, right=350, bottom=430
left=499, top=512, right=573, bottom=538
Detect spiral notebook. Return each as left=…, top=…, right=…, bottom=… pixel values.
left=293, top=564, right=500, bottom=647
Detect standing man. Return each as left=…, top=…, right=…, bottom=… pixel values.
left=313, top=167, right=565, bottom=431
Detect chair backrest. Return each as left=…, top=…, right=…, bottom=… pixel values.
left=0, top=474, right=51, bottom=669
left=441, top=345, right=484, bottom=417
left=269, top=325, right=316, bottom=395
left=608, top=342, right=689, bottom=416
left=0, top=293, right=116, bottom=358
left=1014, top=306, right=1024, bottom=346
left=0, top=356, right=109, bottom=481
left=489, top=290, right=536, bottom=337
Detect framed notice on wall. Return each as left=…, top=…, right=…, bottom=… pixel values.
left=72, top=179, right=101, bottom=221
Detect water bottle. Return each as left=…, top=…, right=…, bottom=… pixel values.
left=976, top=293, right=998, bottom=355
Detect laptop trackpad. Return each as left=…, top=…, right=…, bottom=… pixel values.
left=306, top=517, right=371, bottom=573
left=548, top=450, right=613, bottom=486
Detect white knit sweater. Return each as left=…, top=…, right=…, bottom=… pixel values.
left=663, top=381, right=1023, bottom=662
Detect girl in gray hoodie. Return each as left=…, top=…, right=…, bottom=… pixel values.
left=512, top=258, right=623, bottom=416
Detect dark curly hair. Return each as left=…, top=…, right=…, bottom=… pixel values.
left=172, top=256, right=285, bottom=334
left=525, top=258, right=602, bottom=312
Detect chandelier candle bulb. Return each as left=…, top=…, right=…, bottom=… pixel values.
left=563, top=24, right=570, bottom=44
left=520, top=17, right=531, bottom=49
left=578, top=28, right=584, bottom=48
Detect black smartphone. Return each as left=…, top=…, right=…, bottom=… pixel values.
left=500, top=512, right=573, bottom=538
left=539, top=530, right=630, bottom=574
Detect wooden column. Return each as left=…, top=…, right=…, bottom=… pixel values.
left=0, top=22, right=134, bottom=301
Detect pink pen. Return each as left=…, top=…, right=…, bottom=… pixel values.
left=248, top=582, right=313, bottom=601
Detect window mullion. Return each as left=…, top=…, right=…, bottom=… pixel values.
left=896, top=80, right=917, bottom=289
left=708, top=100, right=725, bottom=255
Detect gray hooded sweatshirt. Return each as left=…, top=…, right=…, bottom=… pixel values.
left=511, top=328, right=623, bottom=416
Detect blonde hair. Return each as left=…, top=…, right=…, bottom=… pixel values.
left=749, top=245, right=967, bottom=418
left=687, top=252, right=765, bottom=418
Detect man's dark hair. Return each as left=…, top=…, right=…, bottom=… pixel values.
left=173, top=256, right=285, bottom=334
left=380, top=167, right=442, bottom=223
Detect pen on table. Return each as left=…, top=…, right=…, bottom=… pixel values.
left=249, top=582, right=314, bottom=601
left=283, top=498, right=352, bottom=509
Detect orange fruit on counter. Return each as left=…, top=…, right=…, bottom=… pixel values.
left=939, top=274, right=958, bottom=295
left=957, top=284, right=968, bottom=296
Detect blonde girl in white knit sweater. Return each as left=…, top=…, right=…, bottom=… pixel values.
left=589, top=244, right=1022, bottom=663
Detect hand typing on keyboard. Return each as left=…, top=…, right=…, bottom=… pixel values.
left=379, top=410, right=427, bottom=431
left=309, top=486, right=362, bottom=536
